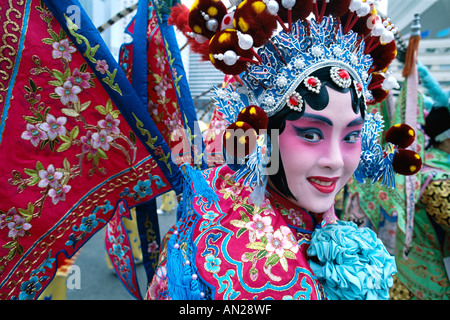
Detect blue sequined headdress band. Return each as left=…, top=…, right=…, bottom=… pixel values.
left=241, top=17, right=373, bottom=116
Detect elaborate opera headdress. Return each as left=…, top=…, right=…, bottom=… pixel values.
left=170, top=0, right=422, bottom=195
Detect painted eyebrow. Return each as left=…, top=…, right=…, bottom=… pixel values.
left=301, top=113, right=333, bottom=126
left=299, top=113, right=363, bottom=128
left=347, top=117, right=364, bottom=127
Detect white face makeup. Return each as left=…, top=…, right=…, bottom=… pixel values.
left=277, top=87, right=364, bottom=214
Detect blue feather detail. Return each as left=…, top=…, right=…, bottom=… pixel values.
left=354, top=113, right=397, bottom=188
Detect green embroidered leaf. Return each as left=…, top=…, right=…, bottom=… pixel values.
left=48, top=29, right=60, bottom=42
left=28, top=176, right=40, bottom=186
left=236, top=227, right=247, bottom=238
left=97, top=148, right=108, bottom=160
left=2, top=241, right=16, bottom=249
left=244, top=252, right=253, bottom=261
left=79, top=101, right=91, bottom=112
left=284, top=250, right=296, bottom=260
left=52, top=69, right=65, bottom=82
left=110, top=110, right=121, bottom=119
left=64, top=67, right=71, bottom=79
left=18, top=203, right=35, bottom=222
left=16, top=244, right=24, bottom=256
left=49, top=93, right=60, bottom=99
left=80, top=63, right=88, bottom=73
left=128, top=131, right=137, bottom=144
left=241, top=203, right=254, bottom=215
left=61, top=108, right=79, bottom=117
left=44, top=107, right=51, bottom=119
left=29, top=79, right=37, bottom=92
left=59, top=135, right=71, bottom=143
left=256, top=249, right=268, bottom=260
left=42, top=38, right=54, bottom=45
left=59, top=28, right=66, bottom=40
left=246, top=241, right=266, bottom=251
left=265, top=253, right=279, bottom=267
left=57, top=142, right=71, bottom=152
left=70, top=126, right=79, bottom=140
left=230, top=219, right=246, bottom=229
left=48, top=80, right=63, bottom=87
left=63, top=158, right=71, bottom=171
left=106, top=100, right=113, bottom=113
left=23, top=116, right=39, bottom=124
left=95, top=105, right=107, bottom=115
left=23, top=168, right=37, bottom=177
left=36, top=161, right=45, bottom=172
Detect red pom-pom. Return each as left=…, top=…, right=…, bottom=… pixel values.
left=369, top=88, right=388, bottom=105
left=392, top=149, right=422, bottom=176
left=370, top=40, right=397, bottom=72
left=223, top=121, right=258, bottom=157
left=233, top=0, right=278, bottom=47
left=351, top=12, right=375, bottom=37
left=189, top=0, right=228, bottom=39
left=236, top=105, right=268, bottom=130
left=367, top=72, right=388, bottom=104
left=324, top=0, right=351, bottom=18
left=276, top=0, right=314, bottom=24
left=209, top=29, right=254, bottom=74
left=385, top=124, right=416, bottom=149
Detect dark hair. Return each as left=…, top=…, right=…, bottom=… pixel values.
left=423, top=106, right=450, bottom=149
left=267, top=66, right=366, bottom=200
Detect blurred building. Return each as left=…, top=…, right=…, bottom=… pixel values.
left=387, top=0, right=450, bottom=92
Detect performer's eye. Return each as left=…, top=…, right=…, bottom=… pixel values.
left=294, top=127, right=324, bottom=142
left=344, top=131, right=361, bottom=143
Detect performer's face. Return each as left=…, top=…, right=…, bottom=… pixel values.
left=278, top=88, right=363, bottom=214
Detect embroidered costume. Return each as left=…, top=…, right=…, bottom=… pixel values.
left=0, top=0, right=424, bottom=300
left=145, top=0, right=418, bottom=300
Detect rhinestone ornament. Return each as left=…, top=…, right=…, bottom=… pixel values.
left=286, top=92, right=303, bottom=112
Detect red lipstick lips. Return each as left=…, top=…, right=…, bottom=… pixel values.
left=307, top=176, right=338, bottom=194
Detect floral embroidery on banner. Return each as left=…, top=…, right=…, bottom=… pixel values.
left=2, top=3, right=136, bottom=274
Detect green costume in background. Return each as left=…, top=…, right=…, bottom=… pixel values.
left=343, top=68, right=450, bottom=299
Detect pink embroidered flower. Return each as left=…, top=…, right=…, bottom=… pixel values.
left=266, top=228, right=293, bottom=258
left=280, top=225, right=298, bottom=254
left=92, top=129, right=113, bottom=151
left=155, top=75, right=172, bottom=97
left=156, top=55, right=166, bottom=70
left=21, top=123, right=47, bottom=147
left=0, top=208, right=18, bottom=230
left=67, top=68, right=91, bottom=89
left=80, top=130, right=97, bottom=154
left=147, top=266, right=169, bottom=300
left=38, top=164, right=63, bottom=188
left=7, top=215, right=32, bottom=238
left=24, top=92, right=41, bottom=103
left=52, top=39, right=76, bottom=61
left=95, top=60, right=109, bottom=74
left=147, top=241, right=159, bottom=253
left=39, top=114, right=67, bottom=140
left=287, top=208, right=305, bottom=227
left=54, top=81, right=81, bottom=105
left=98, top=114, right=120, bottom=134
left=154, top=145, right=164, bottom=156
left=245, top=214, right=273, bottom=240
left=48, top=184, right=71, bottom=205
